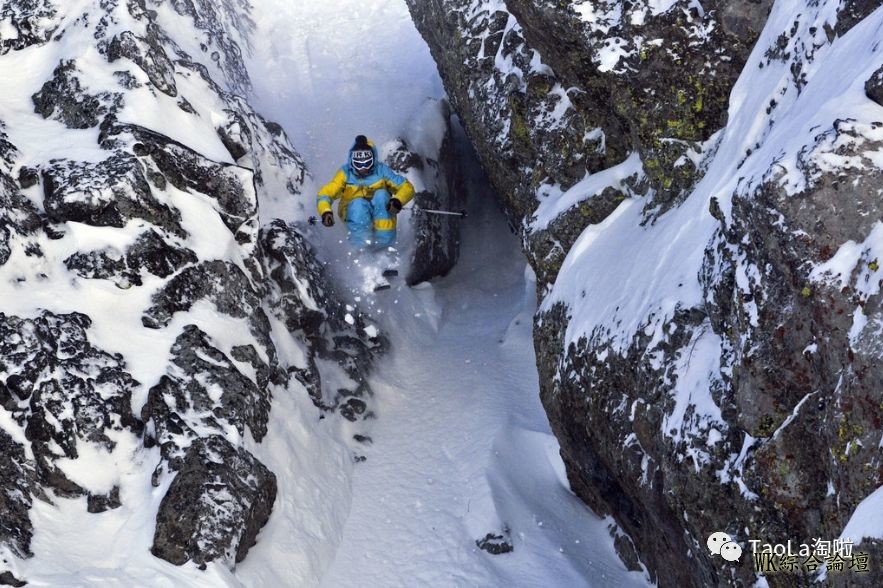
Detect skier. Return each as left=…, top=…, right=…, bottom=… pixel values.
left=317, top=135, right=415, bottom=248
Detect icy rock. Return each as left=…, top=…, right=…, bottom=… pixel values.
left=107, top=30, right=178, bottom=97
left=32, top=60, right=123, bottom=129
left=150, top=435, right=276, bottom=568
left=141, top=324, right=279, bottom=569
left=0, top=311, right=142, bottom=498
left=217, top=110, right=250, bottom=161
left=261, top=221, right=384, bottom=412
left=0, top=429, right=37, bottom=559
left=42, top=154, right=184, bottom=235
left=261, top=221, right=327, bottom=334
left=384, top=116, right=466, bottom=286
left=1, top=172, right=43, bottom=267
left=142, top=261, right=265, bottom=331
left=0, top=0, right=59, bottom=55
left=142, top=325, right=272, bottom=469
left=101, top=122, right=258, bottom=242
left=168, top=0, right=255, bottom=93
left=64, top=229, right=197, bottom=287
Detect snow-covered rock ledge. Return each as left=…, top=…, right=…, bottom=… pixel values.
left=406, top=0, right=883, bottom=585
left=0, top=0, right=383, bottom=585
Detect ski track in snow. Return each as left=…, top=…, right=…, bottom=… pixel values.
left=247, top=1, right=649, bottom=586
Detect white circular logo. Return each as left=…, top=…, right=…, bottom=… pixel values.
left=707, top=531, right=732, bottom=555
left=707, top=532, right=742, bottom=562
left=720, top=541, right=743, bottom=562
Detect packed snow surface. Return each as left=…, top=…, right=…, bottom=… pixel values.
left=312, top=184, right=648, bottom=588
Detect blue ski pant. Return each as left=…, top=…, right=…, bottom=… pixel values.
left=346, top=189, right=396, bottom=248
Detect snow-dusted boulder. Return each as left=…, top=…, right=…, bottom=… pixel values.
left=407, top=0, right=883, bottom=585
left=151, top=434, right=277, bottom=568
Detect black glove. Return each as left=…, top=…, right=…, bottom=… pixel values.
left=386, top=198, right=403, bottom=214
left=321, top=212, right=334, bottom=227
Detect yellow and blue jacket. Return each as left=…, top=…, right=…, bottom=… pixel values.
left=317, top=141, right=415, bottom=221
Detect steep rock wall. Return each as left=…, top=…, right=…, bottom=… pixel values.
left=407, top=0, right=883, bottom=585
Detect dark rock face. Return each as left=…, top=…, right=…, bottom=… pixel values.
left=64, top=229, right=198, bottom=288
left=142, top=325, right=274, bottom=469
left=695, top=121, right=883, bottom=584
left=151, top=435, right=277, bottom=568
left=43, top=154, right=183, bottom=235
left=504, top=0, right=769, bottom=212
left=407, top=1, right=603, bottom=236
left=0, top=429, right=37, bottom=559
left=0, top=570, right=27, bottom=588
left=536, top=304, right=723, bottom=585
left=0, top=162, right=43, bottom=267
left=408, top=1, right=883, bottom=586
left=261, top=220, right=384, bottom=411
left=87, top=486, right=122, bottom=513
left=0, top=0, right=58, bottom=55
left=32, top=60, right=123, bottom=129
left=833, top=0, right=881, bottom=36
left=107, top=29, right=178, bottom=97
left=99, top=121, right=258, bottom=241
left=867, top=64, right=883, bottom=107
left=168, top=0, right=254, bottom=93
left=383, top=106, right=467, bottom=286
left=406, top=0, right=768, bottom=286
left=0, top=312, right=142, bottom=498
left=142, top=260, right=262, bottom=329
left=475, top=529, right=514, bottom=555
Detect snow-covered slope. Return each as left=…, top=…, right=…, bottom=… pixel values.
left=0, top=1, right=383, bottom=585
left=318, top=160, right=648, bottom=588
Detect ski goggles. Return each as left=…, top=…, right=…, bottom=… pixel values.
left=351, top=149, right=374, bottom=172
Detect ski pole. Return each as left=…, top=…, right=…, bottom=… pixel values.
left=409, top=208, right=468, bottom=218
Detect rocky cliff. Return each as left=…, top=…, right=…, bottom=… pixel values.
left=0, top=0, right=382, bottom=584
left=406, top=0, right=883, bottom=585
